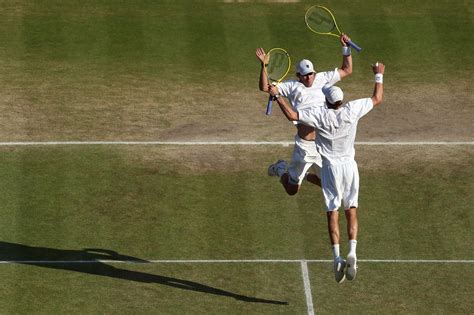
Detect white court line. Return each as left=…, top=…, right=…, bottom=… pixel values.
left=1, top=259, right=473, bottom=264
left=300, top=261, right=315, bottom=315
left=0, top=141, right=472, bottom=146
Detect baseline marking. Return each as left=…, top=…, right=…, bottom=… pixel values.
left=0, top=141, right=472, bottom=146
left=300, top=261, right=315, bottom=315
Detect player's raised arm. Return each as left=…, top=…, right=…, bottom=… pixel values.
left=256, top=47, right=270, bottom=92
left=338, top=34, right=353, bottom=80
left=268, top=84, right=298, bottom=121
left=371, top=62, right=385, bottom=106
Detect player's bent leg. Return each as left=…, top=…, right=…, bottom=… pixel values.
left=280, top=173, right=300, bottom=195
left=306, top=173, right=321, bottom=187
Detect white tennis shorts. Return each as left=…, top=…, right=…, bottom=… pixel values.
left=321, top=159, right=359, bottom=212
left=287, top=135, right=323, bottom=185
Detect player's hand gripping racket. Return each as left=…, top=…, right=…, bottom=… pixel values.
left=305, top=5, right=362, bottom=52
left=264, top=48, right=291, bottom=115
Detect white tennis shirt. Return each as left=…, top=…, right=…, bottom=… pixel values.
left=298, top=98, right=374, bottom=165
left=277, top=69, right=341, bottom=111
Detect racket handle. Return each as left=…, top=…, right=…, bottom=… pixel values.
left=266, top=95, right=273, bottom=115
left=348, top=40, right=362, bottom=53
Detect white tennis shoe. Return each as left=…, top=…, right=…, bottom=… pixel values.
left=267, top=160, right=287, bottom=177
left=345, top=254, right=358, bottom=281
left=334, top=257, right=346, bottom=283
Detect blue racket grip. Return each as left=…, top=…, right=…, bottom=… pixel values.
left=266, top=95, right=273, bottom=115
left=348, top=40, right=362, bottom=53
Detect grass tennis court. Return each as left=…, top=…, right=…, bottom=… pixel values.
left=0, top=0, right=472, bottom=313
left=0, top=145, right=472, bottom=313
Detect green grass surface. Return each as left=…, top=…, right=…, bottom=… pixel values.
left=0, top=0, right=472, bottom=313
left=0, top=262, right=471, bottom=313
left=311, top=263, right=473, bottom=313
left=0, top=262, right=304, bottom=313
left=0, top=145, right=472, bottom=313
left=0, top=0, right=472, bottom=141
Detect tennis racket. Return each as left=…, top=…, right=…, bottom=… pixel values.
left=264, top=48, right=291, bottom=115
left=305, top=5, right=362, bottom=52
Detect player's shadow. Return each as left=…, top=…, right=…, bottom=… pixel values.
left=0, top=241, right=288, bottom=305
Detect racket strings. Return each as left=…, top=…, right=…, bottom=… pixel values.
left=267, top=52, right=290, bottom=82
left=306, top=8, right=337, bottom=34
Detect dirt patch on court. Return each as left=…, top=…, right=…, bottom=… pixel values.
left=0, top=73, right=471, bottom=143
left=175, top=79, right=473, bottom=143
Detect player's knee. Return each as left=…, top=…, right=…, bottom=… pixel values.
left=345, top=207, right=358, bottom=218
left=345, top=206, right=357, bottom=213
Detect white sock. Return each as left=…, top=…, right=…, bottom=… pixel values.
left=332, top=244, right=340, bottom=259
left=348, top=240, right=357, bottom=256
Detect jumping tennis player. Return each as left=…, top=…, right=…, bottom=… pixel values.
left=268, top=62, right=385, bottom=283
left=256, top=34, right=352, bottom=195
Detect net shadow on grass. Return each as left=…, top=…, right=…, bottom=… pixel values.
left=0, top=241, right=288, bottom=305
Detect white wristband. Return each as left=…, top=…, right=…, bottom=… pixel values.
left=342, top=46, right=351, bottom=56
left=375, top=73, right=383, bottom=84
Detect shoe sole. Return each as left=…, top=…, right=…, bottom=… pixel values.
left=346, top=255, right=357, bottom=281
left=334, top=260, right=346, bottom=283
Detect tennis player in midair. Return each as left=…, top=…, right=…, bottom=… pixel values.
left=256, top=34, right=353, bottom=195
left=268, top=62, right=385, bottom=283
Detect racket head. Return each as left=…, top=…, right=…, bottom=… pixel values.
left=265, top=48, right=291, bottom=84
left=305, top=5, right=340, bottom=37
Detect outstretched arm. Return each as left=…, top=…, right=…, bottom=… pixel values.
left=338, top=34, right=353, bottom=80
left=371, top=62, right=385, bottom=106
left=256, top=48, right=270, bottom=92
left=268, top=84, right=298, bottom=121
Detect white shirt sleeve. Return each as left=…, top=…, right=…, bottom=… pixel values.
left=297, top=107, right=322, bottom=128
left=322, top=68, right=341, bottom=87
left=345, top=98, right=374, bottom=120
left=276, top=80, right=295, bottom=98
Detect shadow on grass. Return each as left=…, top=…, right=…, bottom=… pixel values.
left=0, top=241, right=288, bottom=305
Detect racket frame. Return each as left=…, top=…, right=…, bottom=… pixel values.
left=305, top=5, right=362, bottom=52
left=264, top=48, right=291, bottom=116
